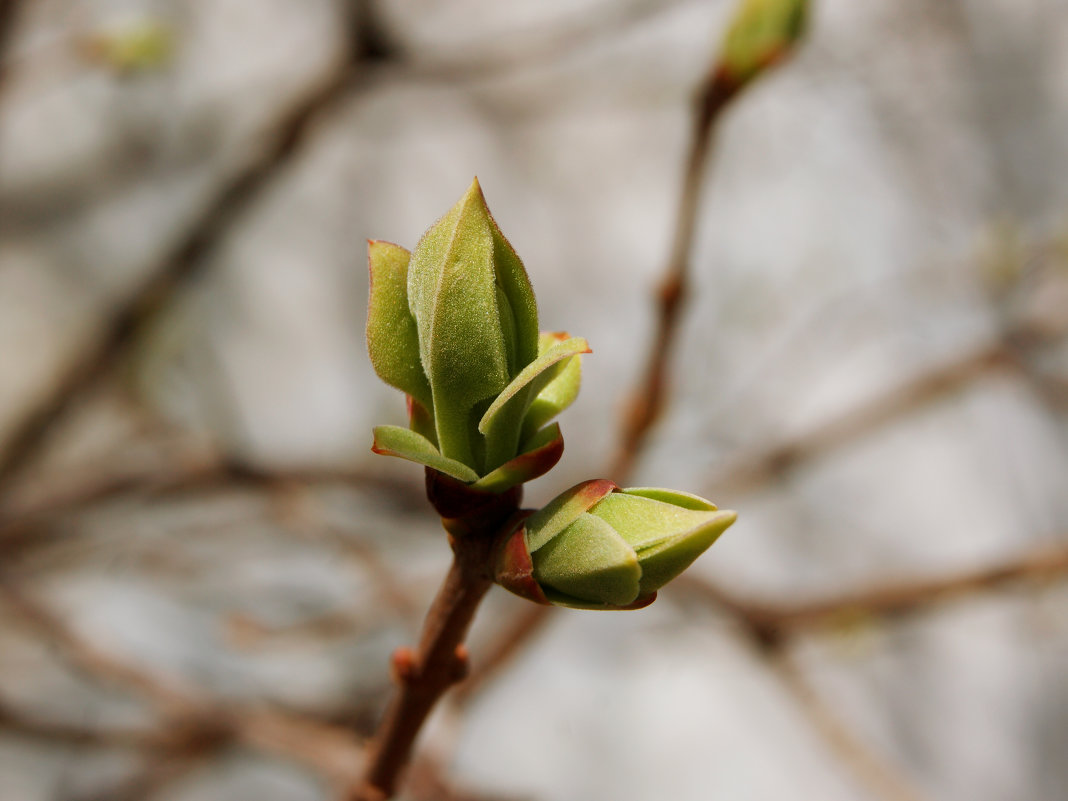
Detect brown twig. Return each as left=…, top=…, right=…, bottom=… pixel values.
left=768, top=648, right=930, bottom=801
left=680, top=541, right=1068, bottom=643
left=453, top=603, right=554, bottom=706
left=611, top=70, right=738, bottom=481
left=347, top=545, right=496, bottom=801
left=0, top=447, right=423, bottom=566
left=0, top=698, right=184, bottom=751
left=0, top=580, right=368, bottom=785
left=704, top=341, right=1022, bottom=496
left=65, top=756, right=207, bottom=801
left=0, top=45, right=364, bottom=494
left=0, top=0, right=21, bottom=90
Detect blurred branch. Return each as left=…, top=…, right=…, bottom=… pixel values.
left=406, top=0, right=687, bottom=83
left=612, top=0, right=808, bottom=480
left=63, top=757, right=206, bottom=801
left=680, top=541, right=1068, bottom=643
left=0, top=39, right=367, bottom=493
left=0, top=580, right=367, bottom=786
left=0, top=448, right=421, bottom=537
left=453, top=603, right=554, bottom=706
left=0, top=0, right=21, bottom=90
left=610, top=52, right=738, bottom=481
left=0, top=698, right=181, bottom=751
left=768, top=649, right=930, bottom=801
left=705, top=340, right=1021, bottom=495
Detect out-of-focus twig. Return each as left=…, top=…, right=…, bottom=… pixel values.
left=452, top=603, right=553, bottom=706
left=0, top=580, right=367, bottom=786
left=705, top=340, right=1022, bottom=495
left=0, top=41, right=366, bottom=494
left=0, top=448, right=421, bottom=542
left=610, top=60, right=738, bottom=481
left=0, top=0, right=22, bottom=91
left=612, top=0, right=808, bottom=480
left=0, top=698, right=182, bottom=751
left=680, top=541, right=1068, bottom=643
left=768, top=648, right=930, bottom=801
left=406, top=0, right=685, bottom=83
left=63, top=756, right=205, bottom=801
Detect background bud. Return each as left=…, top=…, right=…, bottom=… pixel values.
left=717, top=0, right=808, bottom=89
left=497, top=482, right=736, bottom=609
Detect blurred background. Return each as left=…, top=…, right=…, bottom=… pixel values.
left=2, top=1, right=1068, bottom=800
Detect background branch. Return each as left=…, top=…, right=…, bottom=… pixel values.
left=0, top=45, right=364, bottom=492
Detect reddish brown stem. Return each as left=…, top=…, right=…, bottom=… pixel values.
left=611, top=77, right=736, bottom=481
left=348, top=543, right=495, bottom=801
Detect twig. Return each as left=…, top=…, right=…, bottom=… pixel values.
left=680, top=541, right=1068, bottom=641
left=0, top=46, right=364, bottom=493
left=0, top=448, right=423, bottom=564
left=0, top=580, right=368, bottom=785
left=453, top=603, right=554, bottom=705
left=768, top=648, right=930, bottom=801
left=347, top=543, right=496, bottom=801
left=456, top=3, right=806, bottom=737
left=704, top=341, right=1021, bottom=495
left=0, top=0, right=21, bottom=90
left=0, top=699, right=181, bottom=751
left=64, top=756, right=206, bottom=801
left=611, top=64, right=738, bottom=481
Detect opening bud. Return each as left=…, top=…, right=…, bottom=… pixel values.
left=367, top=180, right=590, bottom=494
left=496, top=481, right=737, bottom=610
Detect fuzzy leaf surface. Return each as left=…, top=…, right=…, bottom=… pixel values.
left=371, top=425, right=478, bottom=483
left=366, top=241, right=432, bottom=410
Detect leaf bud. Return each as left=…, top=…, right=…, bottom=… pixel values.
left=496, top=481, right=736, bottom=609
left=367, top=180, right=589, bottom=494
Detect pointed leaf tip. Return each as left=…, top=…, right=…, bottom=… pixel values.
left=371, top=425, right=478, bottom=483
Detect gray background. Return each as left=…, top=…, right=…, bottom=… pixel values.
left=1, top=1, right=1067, bottom=800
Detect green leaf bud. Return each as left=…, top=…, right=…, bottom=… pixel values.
left=496, top=481, right=736, bottom=609
left=717, top=0, right=808, bottom=89
left=367, top=180, right=588, bottom=494
left=408, top=178, right=540, bottom=470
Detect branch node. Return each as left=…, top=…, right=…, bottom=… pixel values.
left=390, top=647, right=418, bottom=685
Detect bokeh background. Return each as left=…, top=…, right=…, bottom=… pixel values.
left=2, top=1, right=1068, bottom=800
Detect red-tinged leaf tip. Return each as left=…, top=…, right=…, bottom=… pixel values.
left=622, top=592, right=657, bottom=611
left=503, top=429, right=564, bottom=479
left=577, top=478, right=620, bottom=505
left=472, top=425, right=565, bottom=492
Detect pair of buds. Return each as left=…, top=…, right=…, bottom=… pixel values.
left=367, top=180, right=735, bottom=609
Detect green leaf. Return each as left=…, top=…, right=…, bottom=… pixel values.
left=371, top=425, right=478, bottom=483
left=407, top=179, right=539, bottom=469
left=478, top=335, right=589, bottom=471
left=366, top=241, right=432, bottom=411
left=718, top=0, right=808, bottom=87
left=521, top=333, right=584, bottom=442
left=479, top=336, right=589, bottom=435
left=634, top=510, right=737, bottom=595
left=488, top=212, right=540, bottom=374
left=524, top=478, right=617, bottom=552
left=620, top=487, right=718, bottom=511
left=532, top=513, right=641, bottom=607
